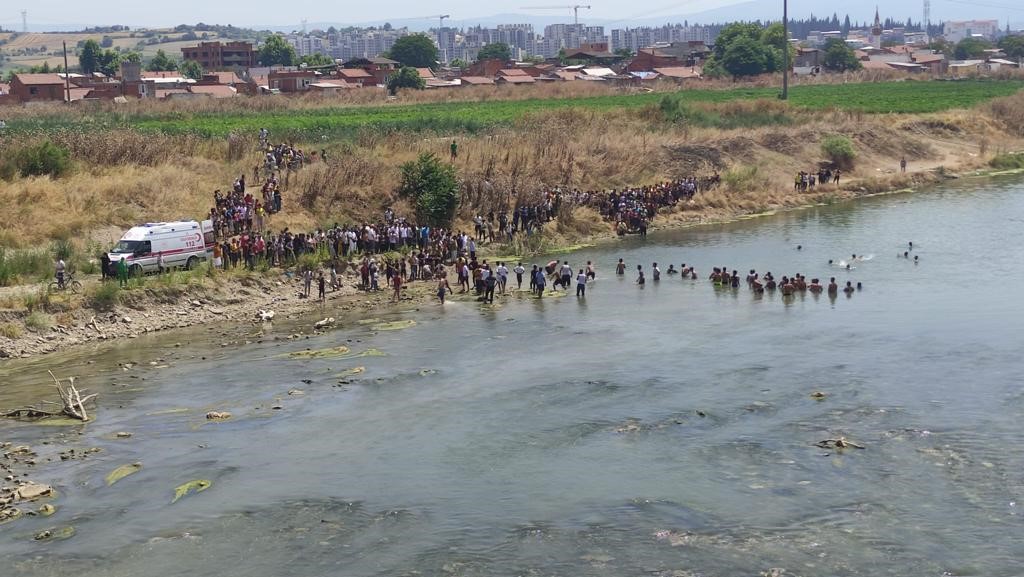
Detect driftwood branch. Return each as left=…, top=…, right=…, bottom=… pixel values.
left=1, top=372, right=97, bottom=422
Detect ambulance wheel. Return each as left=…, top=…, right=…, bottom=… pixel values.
left=130, top=264, right=143, bottom=278
left=186, top=256, right=198, bottom=270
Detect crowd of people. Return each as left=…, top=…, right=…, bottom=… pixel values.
left=794, top=168, right=841, bottom=191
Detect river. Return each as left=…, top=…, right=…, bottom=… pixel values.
left=2, top=175, right=1023, bottom=577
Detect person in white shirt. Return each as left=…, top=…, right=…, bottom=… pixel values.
left=496, top=262, right=509, bottom=294
left=576, top=269, right=588, bottom=297
left=559, top=261, right=572, bottom=290
left=513, top=262, right=526, bottom=289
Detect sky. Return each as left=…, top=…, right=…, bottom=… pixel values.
left=2, top=0, right=1022, bottom=30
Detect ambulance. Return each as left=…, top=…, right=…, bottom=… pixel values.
left=107, top=220, right=214, bottom=276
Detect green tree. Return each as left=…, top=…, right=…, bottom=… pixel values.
left=79, top=39, right=101, bottom=74
left=449, top=58, right=469, bottom=70
left=97, top=49, right=122, bottom=76
left=299, top=53, right=335, bottom=67
left=700, top=54, right=727, bottom=78
left=614, top=47, right=634, bottom=58
left=180, top=59, right=203, bottom=80
left=997, top=35, right=1024, bottom=59
left=389, top=34, right=439, bottom=69
left=398, top=152, right=459, bottom=227
left=822, top=135, right=857, bottom=169
left=147, top=49, right=178, bottom=71
left=954, top=37, right=991, bottom=60
left=759, top=22, right=795, bottom=72
left=122, top=51, right=142, bottom=64
left=387, top=66, right=426, bottom=92
left=712, top=22, right=763, bottom=60
left=822, top=38, right=862, bottom=72
left=721, top=36, right=768, bottom=77
left=477, top=42, right=512, bottom=61
left=258, top=34, right=297, bottom=66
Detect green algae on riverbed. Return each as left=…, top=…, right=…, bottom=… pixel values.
left=105, top=462, right=142, bottom=486
left=282, top=346, right=387, bottom=360
left=172, top=480, right=212, bottom=504
left=370, top=320, right=417, bottom=331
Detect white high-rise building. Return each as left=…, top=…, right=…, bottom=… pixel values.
left=943, top=20, right=1000, bottom=43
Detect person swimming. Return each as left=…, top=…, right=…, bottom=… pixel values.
left=843, top=281, right=855, bottom=294
left=827, top=277, right=838, bottom=295
left=667, top=264, right=678, bottom=275
left=809, top=278, right=823, bottom=293
left=856, top=282, right=863, bottom=291
left=616, top=258, right=626, bottom=275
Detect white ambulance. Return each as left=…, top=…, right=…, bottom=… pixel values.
left=108, top=220, right=215, bottom=276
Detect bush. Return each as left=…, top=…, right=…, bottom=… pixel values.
left=52, top=238, right=74, bottom=262
left=0, top=247, right=52, bottom=286
left=87, top=281, right=122, bottom=311
left=821, top=135, right=857, bottom=169
left=989, top=152, right=1024, bottom=170
left=0, top=322, right=22, bottom=339
left=398, top=153, right=459, bottom=227
left=10, top=140, right=71, bottom=178
left=24, top=311, right=53, bottom=331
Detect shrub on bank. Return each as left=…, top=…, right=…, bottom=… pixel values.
left=0, top=321, right=23, bottom=339
left=2, top=140, right=72, bottom=179
left=989, top=152, right=1024, bottom=170
left=87, top=282, right=122, bottom=311
left=0, top=248, right=53, bottom=287
left=24, top=311, right=53, bottom=331
left=821, top=135, right=857, bottom=169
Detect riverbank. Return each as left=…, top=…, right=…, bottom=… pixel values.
left=0, top=159, right=1016, bottom=362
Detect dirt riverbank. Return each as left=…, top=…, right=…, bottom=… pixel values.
left=1, top=161, right=1018, bottom=362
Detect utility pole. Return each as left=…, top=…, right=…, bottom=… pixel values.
left=62, top=41, right=70, bottom=103
left=780, top=0, right=789, bottom=100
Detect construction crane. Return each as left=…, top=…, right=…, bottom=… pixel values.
left=520, top=5, right=592, bottom=25
left=417, top=15, right=452, bottom=64
left=418, top=14, right=451, bottom=31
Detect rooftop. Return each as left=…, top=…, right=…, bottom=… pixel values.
left=13, top=73, right=65, bottom=86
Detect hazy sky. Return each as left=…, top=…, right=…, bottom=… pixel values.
left=3, top=0, right=1021, bottom=30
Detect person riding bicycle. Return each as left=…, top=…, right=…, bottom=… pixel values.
left=55, top=258, right=66, bottom=289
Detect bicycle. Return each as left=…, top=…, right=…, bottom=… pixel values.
left=48, top=272, right=83, bottom=294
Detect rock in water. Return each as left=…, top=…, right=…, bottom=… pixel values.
left=15, top=482, right=53, bottom=501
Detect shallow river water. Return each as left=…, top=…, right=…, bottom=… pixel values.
left=2, top=175, right=1024, bottom=577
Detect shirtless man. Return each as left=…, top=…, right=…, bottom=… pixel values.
left=827, top=277, right=839, bottom=295
left=616, top=259, right=626, bottom=275
left=636, top=265, right=645, bottom=287
left=809, top=278, right=823, bottom=293
left=586, top=260, right=596, bottom=280
left=667, top=264, right=678, bottom=275
left=843, top=281, right=855, bottom=294
left=780, top=276, right=795, bottom=296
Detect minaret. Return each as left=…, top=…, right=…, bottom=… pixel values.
left=871, top=7, right=883, bottom=49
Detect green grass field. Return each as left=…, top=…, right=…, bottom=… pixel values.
left=8, top=79, right=1023, bottom=140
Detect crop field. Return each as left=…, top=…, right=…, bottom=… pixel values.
left=7, top=79, right=1023, bottom=140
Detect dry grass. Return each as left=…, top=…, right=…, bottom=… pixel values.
left=1, top=90, right=1020, bottom=252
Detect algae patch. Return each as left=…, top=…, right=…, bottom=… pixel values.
left=370, top=320, right=417, bottom=331
left=284, top=345, right=350, bottom=359
left=172, top=479, right=212, bottom=503
left=106, top=462, right=142, bottom=486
